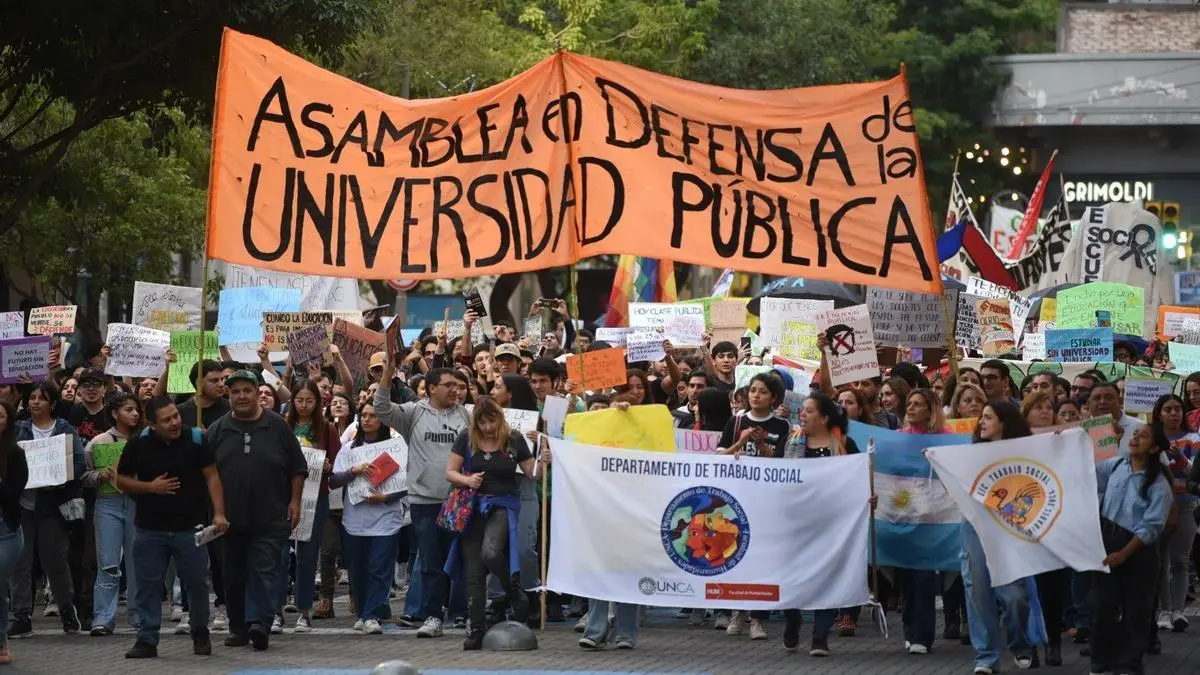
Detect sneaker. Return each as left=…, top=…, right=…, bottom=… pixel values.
left=60, top=605, right=81, bottom=634
left=809, top=636, right=831, bottom=657
left=90, top=625, right=113, bottom=637
left=836, top=613, right=856, bottom=637
left=726, top=611, right=747, bottom=635
left=398, top=615, right=421, bottom=628
left=714, top=613, right=731, bottom=630
left=783, top=617, right=801, bottom=652
left=124, top=641, right=157, bottom=659
left=574, top=614, right=588, bottom=633
left=363, top=618, right=383, bottom=635
left=192, top=628, right=212, bottom=656
left=170, top=606, right=183, bottom=622
left=211, top=607, right=228, bottom=631
left=1014, top=653, right=1034, bottom=669
left=8, top=616, right=31, bottom=640
left=578, top=636, right=600, bottom=649
left=907, top=642, right=929, bottom=654
left=689, top=608, right=707, bottom=626
left=294, top=616, right=312, bottom=633
left=270, top=614, right=283, bottom=635
left=1157, top=610, right=1172, bottom=631
left=615, top=637, right=634, bottom=649
left=338, top=569, right=349, bottom=585
left=284, top=600, right=298, bottom=614
left=974, top=667, right=995, bottom=675
left=248, top=623, right=269, bottom=651
left=353, top=619, right=364, bottom=632
left=44, top=603, right=59, bottom=618
left=1173, top=611, right=1190, bottom=632
left=416, top=616, right=443, bottom=638
left=175, top=614, right=191, bottom=635
left=223, top=633, right=249, bottom=647
left=749, top=618, right=768, bottom=640
left=453, top=616, right=467, bottom=630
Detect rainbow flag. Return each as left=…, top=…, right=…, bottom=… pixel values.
left=602, top=255, right=677, bottom=327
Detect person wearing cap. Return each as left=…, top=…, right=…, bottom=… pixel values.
left=204, top=370, right=307, bottom=652
left=493, top=343, right=523, bottom=375
left=67, top=368, right=111, bottom=443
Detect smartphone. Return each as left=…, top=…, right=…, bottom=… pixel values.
left=739, top=336, right=752, bottom=353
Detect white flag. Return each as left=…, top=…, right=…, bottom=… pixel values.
left=926, top=428, right=1107, bottom=587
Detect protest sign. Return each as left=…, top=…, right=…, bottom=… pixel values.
left=709, top=300, right=747, bottom=345
left=1170, top=342, right=1200, bottom=374
left=1021, top=332, right=1046, bottom=361
left=816, top=305, right=878, bottom=387
left=523, top=317, right=543, bottom=341
left=0, top=312, right=23, bottom=340
left=217, top=286, right=302, bottom=346
left=625, top=332, right=666, bottom=363
left=1156, top=305, right=1200, bottom=340
left=866, top=287, right=955, bottom=348
left=947, top=418, right=978, bottom=435
left=27, top=306, right=76, bottom=336
left=954, top=292, right=984, bottom=350
left=1040, top=298, right=1057, bottom=329
left=595, top=327, right=635, bottom=346
left=208, top=30, right=943, bottom=292
left=168, top=331, right=220, bottom=394
left=546, top=438, right=870, bottom=609
left=223, top=262, right=359, bottom=310
left=292, top=447, right=327, bottom=541
left=967, top=277, right=1031, bottom=342
left=628, top=303, right=705, bottom=346
left=1176, top=271, right=1200, bottom=306
left=0, top=336, right=51, bottom=384
left=675, top=429, right=722, bottom=454
left=92, top=442, right=125, bottom=496
left=131, top=281, right=202, bottom=331
left=976, top=297, right=1015, bottom=357
left=778, top=319, right=820, bottom=361
left=542, top=395, right=570, bottom=439
left=104, top=323, right=170, bottom=378
left=1081, top=415, right=1120, bottom=462
left=1045, top=328, right=1114, bottom=363
left=262, top=311, right=334, bottom=352
left=1178, top=319, right=1200, bottom=346
left=332, top=320, right=385, bottom=383
left=563, top=405, right=676, bottom=452
left=565, top=348, right=627, bottom=392
left=287, top=323, right=330, bottom=366
left=433, top=320, right=485, bottom=346
left=20, top=435, right=72, bottom=489
left=1124, top=376, right=1174, bottom=414
left=340, top=437, right=408, bottom=506
left=759, top=298, right=835, bottom=348
left=1056, top=282, right=1144, bottom=336
left=735, top=364, right=774, bottom=389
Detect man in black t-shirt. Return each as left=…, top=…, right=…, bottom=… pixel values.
left=175, top=360, right=231, bottom=429
left=68, top=368, right=111, bottom=443
left=117, top=396, right=227, bottom=659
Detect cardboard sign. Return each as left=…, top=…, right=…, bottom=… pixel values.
left=208, top=30, right=943, bottom=290
left=628, top=303, right=705, bottom=346
left=0, top=311, right=24, bottom=339
left=104, top=323, right=170, bottom=378
left=21, top=434, right=72, bottom=489
left=816, top=305, right=878, bottom=387
left=565, top=348, right=628, bottom=391
left=0, top=336, right=51, bottom=384
left=217, top=286, right=302, bottom=346
left=27, top=306, right=76, bottom=336
left=1045, top=328, right=1114, bottom=363
left=168, top=331, right=220, bottom=394
left=262, top=311, right=334, bottom=352
left=867, top=287, right=955, bottom=348
left=625, top=332, right=666, bottom=363
left=131, top=281, right=202, bottom=331
left=709, top=300, right=748, bottom=346
left=287, top=323, right=330, bottom=366
left=1157, top=305, right=1200, bottom=340
left=976, top=297, right=1015, bottom=357
left=759, top=298, right=835, bottom=348
left=333, top=319, right=386, bottom=383
left=1056, top=282, right=1144, bottom=336
left=1124, top=377, right=1174, bottom=414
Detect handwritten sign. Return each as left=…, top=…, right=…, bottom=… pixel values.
left=27, top=306, right=76, bottom=336
left=131, top=281, right=202, bottom=331
left=104, top=323, right=170, bottom=378
left=675, top=429, right=722, bottom=454
left=778, top=319, right=820, bottom=361
left=1040, top=298, right=1057, bottom=328
left=263, top=311, right=334, bottom=351
left=1021, top=332, right=1046, bottom=361
left=967, top=277, right=1031, bottom=342
left=1056, top=282, right=1144, bottom=336
left=815, top=304, right=878, bottom=387
left=286, top=323, right=330, bottom=366
left=217, top=286, right=302, bottom=346
left=709, top=300, right=748, bottom=345
left=1124, top=377, right=1174, bottom=414
left=759, top=298, right=835, bottom=348
left=735, top=364, right=774, bottom=389
left=168, top=331, right=220, bottom=394
left=332, top=320, right=385, bottom=383
left=292, top=447, right=327, bottom=541
left=523, top=317, right=543, bottom=340
left=1045, top=327, right=1114, bottom=363
left=628, top=303, right=705, bottom=346
left=1157, top=305, right=1200, bottom=340
left=504, top=408, right=541, bottom=454
left=342, top=437, right=408, bottom=506
left=1170, top=342, right=1200, bottom=374
left=595, top=327, right=636, bottom=346
left=867, top=288, right=955, bottom=348
left=0, top=336, right=50, bottom=384
left=625, top=332, right=666, bottom=363
left=565, top=348, right=628, bottom=392
left=976, top=297, right=1015, bottom=357
left=21, top=434, right=72, bottom=489
left=542, top=395, right=569, bottom=439
left=1082, top=415, right=1119, bottom=462
left=955, top=293, right=984, bottom=350
left=433, top=320, right=485, bottom=346
left=0, top=312, right=23, bottom=339
left=92, top=441, right=125, bottom=496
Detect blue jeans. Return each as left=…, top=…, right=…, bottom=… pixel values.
left=895, top=567, right=937, bottom=648
left=961, top=522, right=1033, bottom=668
left=583, top=599, right=638, bottom=645
left=410, top=503, right=454, bottom=620
left=220, top=529, right=286, bottom=636
left=1070, top=570, right=1092, bottom=630
left=0, top=521, right=24, bottom=647
left=403, top=550, right=424, bottom=618
left=345, top=534, right=398, bottom=621
left=92, top=495, right=138, bottom=630
left=133, top=528, right=209, bottom=646
left=294, top=492, right=329, bottom=612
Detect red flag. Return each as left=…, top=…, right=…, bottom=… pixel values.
left=1006, top=150, right=1058, bottom=259
left=964, top=223, right=1019, bottom=291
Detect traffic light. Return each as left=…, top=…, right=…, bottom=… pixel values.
left=1162, top=201, right=1181, bottom=250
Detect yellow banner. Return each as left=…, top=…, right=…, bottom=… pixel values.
left=564, top=404, right=676, bottom=453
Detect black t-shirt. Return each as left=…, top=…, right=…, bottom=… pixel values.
left=717, top=413, right=790, bottom=458
left=117, top=429, right=215, bottom=532
left=207, top=409, right=307, bottom=535
left=68, top=403, right=111, bottom=444
left=177, top=397, right=232, bottom=430
left=451, top=429, right=532, bottom=497
left=803, top=436, right=861, bottom=458
left=710, top=376, right=735, bottom=393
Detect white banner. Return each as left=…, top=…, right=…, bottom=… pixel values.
left=926, top=428, right=1107, bottom=587
left=131, top=281, right=202, bottom=331
left=103, top=323, right=170, bottom=378
left=546, top=439, right=870, bottom=609
left=292, top=447, right=327, bottom=542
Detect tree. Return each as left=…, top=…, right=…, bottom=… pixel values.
left=0, top=0, right=378, bottom=239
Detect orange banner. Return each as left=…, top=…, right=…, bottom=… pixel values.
left=207, top=29, right=942, bottom=292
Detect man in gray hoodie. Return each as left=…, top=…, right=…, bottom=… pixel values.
left=374, top=357, right=470, bottom=638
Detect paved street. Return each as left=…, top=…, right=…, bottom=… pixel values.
left=6, top=595, right=1200, bottom=674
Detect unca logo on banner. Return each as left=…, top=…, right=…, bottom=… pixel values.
left=660, top=486, right=750, bottom=576
left=971, top=459, right=1063, bottom=541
